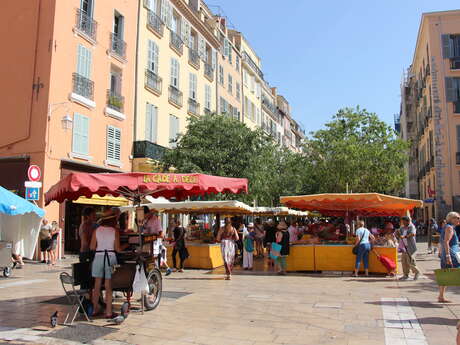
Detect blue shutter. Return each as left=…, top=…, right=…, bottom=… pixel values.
left=445, top=77, right=458, bottom=102
left=72, top=113, right=89, bottom=155
left=107, top=126, right=121, bottom=161
left=442, top=34, right=453, bottom=59
left=145, top=103, right=158, bottom=142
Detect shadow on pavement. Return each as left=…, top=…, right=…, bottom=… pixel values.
left=365, top=300, right=445, bottom=309
left=417, top=317, right=458, bottom=326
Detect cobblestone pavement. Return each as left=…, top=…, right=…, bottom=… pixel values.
left=0, top=244, right=458, bottom=345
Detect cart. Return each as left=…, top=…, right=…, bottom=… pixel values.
left=0, top=241, right=13, bottom=277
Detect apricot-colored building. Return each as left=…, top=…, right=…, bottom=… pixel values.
left=0, top=0, right=137, bottom=252
left=399, top=10, right=460, bottom=220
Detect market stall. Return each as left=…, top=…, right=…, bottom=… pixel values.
left=280, top=193, right=423, bottom=273
left=45, top=172, right=248, bottom=311
left=122, top=200, right=254, bottom=269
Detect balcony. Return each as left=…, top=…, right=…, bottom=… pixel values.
left=168, top=85, right=183, bottom=108
left=189, top=49, right=200, bottom=69
left=110, top=33, right=126, bottom=60
left=145, top=69, right=162, bottom=95
left=146, top=10, right=164, bottom=37
left=106, top=89, right=124, bottom=113
left=204, top=62, right=214, bottom=81
left=75, top=9, right=97, bottom=42
left=170, top=31, right=183, bottom=55
left=188, top=98, right=200, bottom=116
left=203, top=108, right=212, bottom=116
left=72, top=73, right=94, bottom=101
left=242, top=51, right=264, bottom=81
left=261, top=94, right=276, bottom=115
left=133, top=140, right=167, bottom=161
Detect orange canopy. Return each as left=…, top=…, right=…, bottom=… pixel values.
left=280, top=193, right=423, bottom=217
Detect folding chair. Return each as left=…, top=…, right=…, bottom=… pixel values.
left=59, top=272, right=92, bottom=326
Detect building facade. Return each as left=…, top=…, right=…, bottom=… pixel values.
left=398, top=10, right=460, bottom=220
left=0, top=0, right=138, bottom=252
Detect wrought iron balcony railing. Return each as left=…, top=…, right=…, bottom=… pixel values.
left=204, top=62, right=214, bottom=81
left=242, top=51, right=264, bottom=80
left=110, top=33, right=126, bottom=59
left=168, top=85, right=183, bottom=107
left=170, top=31, right=183, bottom=54
left=107, top=89, right=124, bottom=113
left=147, top=10, right=164, bottom=37
left=145, top=69, right=162, bottom=94
left=72, top=73, right=94, bottom=100
left=261, top=94, right=276, bottom=114
left=133, top=140, right=167, bottom=161
left=75, top=9, right=97, bottom=41
left=188, top=98, right=200, bottom=116
left=189, top=49, right=200, bottom=68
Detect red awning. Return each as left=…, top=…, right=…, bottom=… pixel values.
left=45, top=172, right=248, bottom=205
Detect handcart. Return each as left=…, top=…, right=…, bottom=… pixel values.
left=0, top=241, right=13, bottom=277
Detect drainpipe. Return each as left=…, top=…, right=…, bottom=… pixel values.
left=133, top=0, right=142, bottom=145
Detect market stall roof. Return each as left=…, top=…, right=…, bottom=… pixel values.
left=45, top=172, right=248, bottom=205
left=0, top=186, right=44, bottom=217
left=280, top=193, right=423, bottom=217
left=120, top=200, right=254, bottom=215
left=252, top=207, right=308, bottom=217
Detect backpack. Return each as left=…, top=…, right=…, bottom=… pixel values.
left=244, top=237, right=254, bottom=252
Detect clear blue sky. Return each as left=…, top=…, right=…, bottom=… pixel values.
left=207, top=1, right=460, bottom=134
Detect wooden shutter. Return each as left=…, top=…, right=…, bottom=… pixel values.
left=211, top=48, right=217, bottom=69
left=457, top=125, right=460, bottom=152
left=72, top=113, right=89, bottom=155
left=147, top=40, right=159, bottom=72
left=169, top=115, right=179, bottom=147
left=77, top=45, right=91, bottom=78
left=445, top=77, right=458, bottom=102
left=189, top=73, right=197, bottom=99
left=145, top=103, right=158, bottom=143
left=198, top=36, right=205, bottom=61
left=107, top=126, right=121, bottom=161
left=442, top=34, right=453, bottom=59
left=170, top=58, right=179, bottom=87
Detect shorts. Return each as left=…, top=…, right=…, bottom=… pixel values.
left=40, top=239, right=50, bottom=252
left=48, top=240, right=57, bottom=251
left=92, top=254, right=117, bottom=279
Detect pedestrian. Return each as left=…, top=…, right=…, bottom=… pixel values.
left=264, top=219, right=277, bottom=268
left=275, top=220, right=290, bottom=275
left=79, top=207, right=97, bottom=263
left=39, top=219, right=52, bottom=264
left=243, top=223, right=255, bottom=270
left=438, top=212, right=460, bottom=303
left=254, top=218, right=265, bottom=258
left=90, top=209, right=121, bottom=319
left=48, top=221, right=60, bottom=266
left=172, top=218, right=188, bottom=272
left=143, top=207, right=171, bottom=275
left=216, top=218, right=239, bottom=280
left=428, top=218, right=438, bottom=254
left=396, top=216, right=421, bottom=281
left=288, top=221, right=299, bottom=243
left=353, top=220, right=375, bottom=277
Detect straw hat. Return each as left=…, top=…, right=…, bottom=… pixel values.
left=248, top=222, right=254, bottom=228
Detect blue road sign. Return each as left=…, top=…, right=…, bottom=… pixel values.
left=25, top=187, right=40, bottom=201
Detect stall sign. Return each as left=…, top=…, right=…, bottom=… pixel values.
left=25, top=187, right=40, bottom=200
left=142, top=174, right=198, bottom=184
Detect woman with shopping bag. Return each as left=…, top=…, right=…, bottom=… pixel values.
left=437, top=212, right=460, bottom=303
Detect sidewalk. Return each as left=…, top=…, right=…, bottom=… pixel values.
left=0, top=243, right=457, bottom=345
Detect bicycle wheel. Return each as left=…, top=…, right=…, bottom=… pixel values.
left=143, top=268, right=162, bottom=310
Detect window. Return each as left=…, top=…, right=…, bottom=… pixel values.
left=219, top=65, right=224, bottom=85
left=244, top=96, right=249, bottom=119
left=250, top=75, right=255, bottom=93
left=147, top=40, right=159, bottom=73
left=72, top=113, right=89, bottom=155
left=205, top=84, right=211, bottom=110
left=445, top=77, right=460, bottom=113
left=113, top=11, right=124, bottom=39
left=169, top=115, right=179, bottom=148
left=256, top=83, right=261, bottom=99
left=442, top=34, right=460, bottom=60
left=145, top=103, right=158, bottom=142
left=106, top=125, right=121, bottom=162
left=236, top=82, right=240, bottom=100
left=189, top=73, right=197, bottom=100
left=81, top=0, right=94, bottom=17
left=220, top=97, right=228, bottom=115
left=251, top=102, right=255, bottom=122
left=170, top=58, right=180, bottom=88
left=228, top=75, right=233, bottom=94
left=76, top=44, right=92, bottom=78
left=236, top=55, right=240, bottom=71
left=256, top=107, right=260, bottom=125
left=110, top=65, right=122, bottom=94
left=243, top=69, right=248, bottom=86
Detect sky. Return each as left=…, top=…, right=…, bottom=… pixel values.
left=207, top=0, right=460, bottom=134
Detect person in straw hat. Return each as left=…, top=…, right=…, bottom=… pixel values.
left=275, top=220, right=290, bottom=275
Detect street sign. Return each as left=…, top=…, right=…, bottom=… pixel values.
left=25, top=187, right=40, bottom=201
left=24, top=181, right=42, bottom=188
left=424, top=199, right=435, bottom=203
left=27, top=165, right=41, bottom=182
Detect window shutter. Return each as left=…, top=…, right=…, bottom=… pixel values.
left=114, top=128, right=121, bottom=161
left=199, top=36, right=205, bottom=61
left=176, top=60, right=180, bottom=88
left=160, top=0, right=167, bottom=23
left=442, top=34, right=453, bottom=59
left=145, top=103, right=157, bottom=143
left=211, top=48, right=217, bottom=70
left=72, top=114, right=82, bottom=154
left=457, top=125, right=460, bottom=151
left=445, top=77, right=458, bottom=102
left=189, top=73, right=197, bottom=99
left=224, top=39, right=229, bottom=57
left=72, top=113, right=89, bottom=155
left=81, top=115, right=89, bottom=154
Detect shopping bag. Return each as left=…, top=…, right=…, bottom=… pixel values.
left=132, top=264, right=149, bottom=293
left=434, top=268, right=460, bottom=286
left=270, top=243, right=282, bottom=260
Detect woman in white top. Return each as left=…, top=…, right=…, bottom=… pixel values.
left=353, top=220, right=375, bottom=277
left=90, top=209, right=120, bottom=318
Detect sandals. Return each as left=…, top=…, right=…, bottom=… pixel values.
left=438, top=298, right=452, bottom=303
left=105, top=312, right=118, bottom=319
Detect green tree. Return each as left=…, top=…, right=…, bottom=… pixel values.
left=303, top=106, right=408, bottom=195
left=162, top=114, right=304, bottom=205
